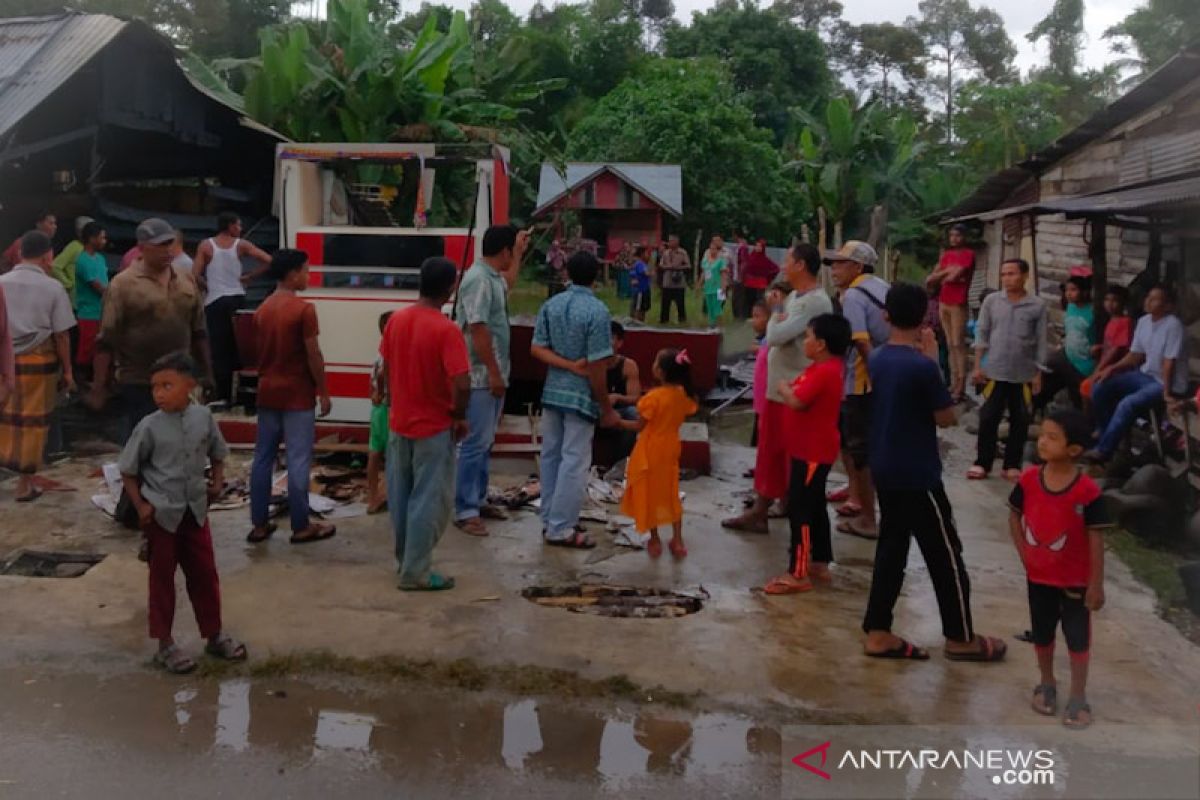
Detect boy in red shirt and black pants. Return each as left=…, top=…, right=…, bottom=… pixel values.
left=765, top=314, right=852, bottom=594
left=1009, top=409, right=1112, bottom=730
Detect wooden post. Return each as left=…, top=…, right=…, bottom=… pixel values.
left=833, top=220, right=844, bottom=249
left=800, top=224, right=810, bottom=243
left=693, top=229, right=703, bottom=284
left=817, top=207, right=827, bottom=255
left=1089, top=216, right=1107, bottom=318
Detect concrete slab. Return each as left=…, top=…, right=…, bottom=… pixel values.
left=1, top=426, right=1197, bottom=733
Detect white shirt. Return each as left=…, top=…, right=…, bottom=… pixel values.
left=204, top=238, right=245, bottom=306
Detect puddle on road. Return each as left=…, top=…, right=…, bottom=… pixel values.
left=2, top=671, right=779, bottom=792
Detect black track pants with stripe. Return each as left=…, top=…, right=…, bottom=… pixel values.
left=862, top=485, right=975, bottom=642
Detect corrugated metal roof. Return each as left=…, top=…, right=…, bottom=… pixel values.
left=0, top=13, right=127, bottom=141
left=534, top=163, right=683, bottom=218
left=953, top=174, right=1200, bottom=222
left=942, top=41, right=1200, bottom=220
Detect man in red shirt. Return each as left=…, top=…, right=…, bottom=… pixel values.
left=764, top=313, right=850, bottom=595
left=1, top=211, right=57, bottom=274
left=926, top=224, right=975, bottom=400
left=380, top=256, right=470, bottom=590
left=247, top=249, right=336, bottom=546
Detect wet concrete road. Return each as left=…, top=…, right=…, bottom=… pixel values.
left=1, top=423, right=1199, bottom=796
left=0, top=669, right=778, bottom=798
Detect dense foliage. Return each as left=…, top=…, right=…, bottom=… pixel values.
left=7, top=0, right=1198, bottom=258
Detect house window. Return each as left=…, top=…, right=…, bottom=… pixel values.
left=583, top=183, right=596, bottom=207
left=620, top=183, right=639, bottom=208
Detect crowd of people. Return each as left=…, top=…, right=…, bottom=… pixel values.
left=2, top=213, right=1173, bottom=728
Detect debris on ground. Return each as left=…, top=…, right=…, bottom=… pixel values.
left=521, top=584, right=706, bottom=618
left=488, top=476, right=541, bottom=509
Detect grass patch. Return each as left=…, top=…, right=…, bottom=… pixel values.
left=194, top=651, right=697, bottom=708
left=1106, top=528, right=1189, bottom=612
left=507, top=276, right=717, bottom=331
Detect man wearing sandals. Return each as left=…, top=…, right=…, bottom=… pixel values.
left=861, top=283, right=1007, bottom=664
left=380, top=257, right=471, bottom=590
left=118, top=352, right=247, bottom=673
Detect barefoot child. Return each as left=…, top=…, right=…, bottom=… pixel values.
left=765, top=314, right=851, bottom=594
left=1008, top=409, right=1111, bottom=729
left=118, top=351, right=247, bottom=674
left=367, top=311, right=393, bottom=514
left=620, top=349, right=700, bottom=558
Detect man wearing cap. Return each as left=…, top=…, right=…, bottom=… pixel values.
left=89, top=218, right=211, bottom=442
left=925, top=224, right=975, bottom=401
left=828, top=241, right=889, bottom=539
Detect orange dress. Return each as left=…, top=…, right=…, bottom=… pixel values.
left=620, top=385, right=699, bottom=532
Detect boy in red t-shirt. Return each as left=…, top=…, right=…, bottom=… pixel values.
left=764, top=314, right=851, bottom=594
left=1008, top=409, right=1112, bottom=729
left=1081, top=285, right=1132, bottom=404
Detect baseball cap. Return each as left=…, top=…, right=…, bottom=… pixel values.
left=136, top=217, right=176, bottom=245
left=822, top=240, right=878, bottom=267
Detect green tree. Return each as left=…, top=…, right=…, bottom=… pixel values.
left=1027, top=0, right=1120, bottom=127
left=909, top=0, right=1016, bottom=142
left=850, top=22, right=926, bottom=107
left=1105, top=0, right=1200, bottom=75
left=954, top=80, right=1066, bottom=174
left=664, top=0, right=832, bottom=144
left=567, top=59, right=802, bottom=241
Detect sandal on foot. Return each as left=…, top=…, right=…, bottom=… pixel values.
left=399, top=573, right=456, bottom=591
left=945, top=635, right=1008, bottom=662
left=1063, top=697, right=1092, bottom=730
left=966, top=466, right=989, bottom=480
left=836, top=502, right=862, bottom=517
left=646, top=538, right=663, bottom=558
left=764, top=577, right=812, bottom=595
left=837, top=518, right=879, bottom=539
left=155, top=645, right=197, bottom=674
left=15, top=487, right=43, bottom=503
left=767, top=502, right=788, bottom=519
left=367, top=500, right=388, bottom=515
left=1031, top=684, right=1058, bottom=716
left=205, top=633, right=248, bottom=662
left=668, top=539, right=688, bottom=559
left=545, top=531, right=596, bottom=549
left=455, top=517, right=489, bottom=537
left=865, top=639, right=930, bottom=660
left=246, top=522, right=277, bottom=543
left=826, top=487, right=850, bottom=503
left=721, top=514, right=768, bottom=534
left=290, top=523, right=336, bottom=544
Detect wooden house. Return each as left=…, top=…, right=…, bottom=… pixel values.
left=533, top=163, right=682, bottom=260
left=943, top=42, right=1200, bottom=323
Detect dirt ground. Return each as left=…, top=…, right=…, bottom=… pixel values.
left=1, top=422, right=1198, bottom=798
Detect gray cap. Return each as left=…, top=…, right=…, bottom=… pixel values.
left=136, top=217, right=176, bottom=245
left=822, top=240, right=878, bottom=267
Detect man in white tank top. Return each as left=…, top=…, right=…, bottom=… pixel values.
left=192, top=212, right=270, bottom=403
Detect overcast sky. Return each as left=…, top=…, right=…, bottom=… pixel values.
left=428, top=0, right=1133, bottom=74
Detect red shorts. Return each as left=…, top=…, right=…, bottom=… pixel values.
left=76, top=319, right=99, bottom=366
left=754, top=400, right=790, bottom=500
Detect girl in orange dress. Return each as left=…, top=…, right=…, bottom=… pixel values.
left=620, top=348, right=700, bottom=558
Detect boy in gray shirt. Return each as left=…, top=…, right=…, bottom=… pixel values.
left=119, top=351, right=247, bottom=674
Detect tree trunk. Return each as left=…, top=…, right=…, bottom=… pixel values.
left=865, top=204, right=888, bottom=251
left=692, top=230, right=703, bottom=285
left=945, top=51, right=954, bottom=144
left=833, top=220, right=844, bottom=249
left=800, top=224, right=810, bottom=243
left=817, top=207, right=827, bottom=255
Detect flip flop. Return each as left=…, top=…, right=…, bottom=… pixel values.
left=865, top=639, right=930, bottom=660
left=668, top=539, right=688, bottom=559
left=246, top=522, right=277, bottom=543
left=290, top=524, right=336, bottom=545
left=399, top=573, right=456, bottom=591
left=721, top=515, right=768, bottom=534
left=15, top=487, right=43, bottom=503
left=646, top=537, right=663, bottom=558
left=1063, top=697, right=1092, bottom=730
left=966, top=466, right=989, bottom=480
left=837, top=518, right=879, bottom=539
left=545, top=531, right=596, bottom=549
left=154, top=644, right=197, bottom=674
left=1031, top=684, right=1058, bottom=716
left=945, top=635, right=1008, bottom=662
left=826, top=487, right=850, bottom=503
left=836, top=502, right=862, bottom=517
left=763, top=577, right=813, bottom=595
left=455, top=517, right=489, bottom=537
left=205, top=633, right=248, bottom=662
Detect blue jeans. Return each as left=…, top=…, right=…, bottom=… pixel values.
left=1093, top=370, right=1163, bottom=456
left=250, top=408, right=315, bottom=532
left=387, top=429, right=455, bottom=585
left=539, top=407, right=594, bottom=540
left=455, top=389, right=504, bottom=521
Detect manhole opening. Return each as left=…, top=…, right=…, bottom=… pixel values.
left=1, top=550, right=106, bottom=578
left=521, top=584, right=704, bottom=618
